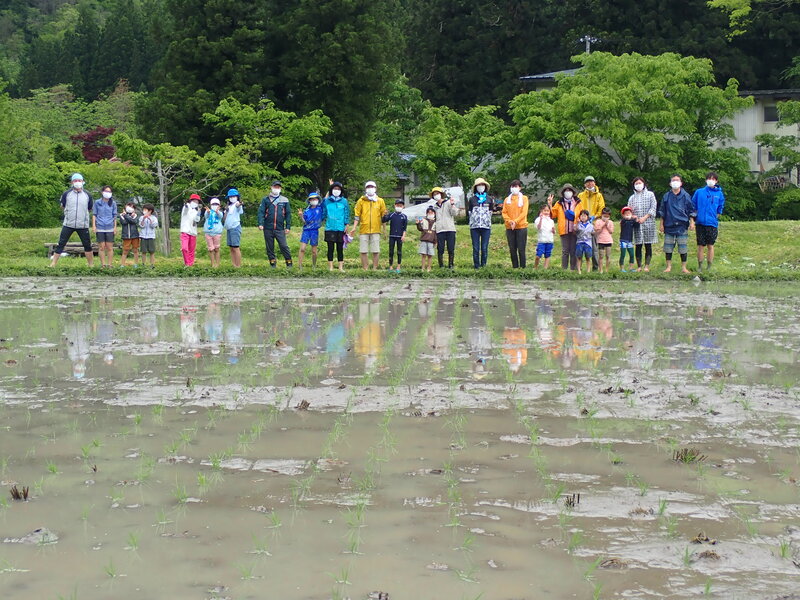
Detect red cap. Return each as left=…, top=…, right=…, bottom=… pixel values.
left=189, top=193, right=201, bottom=201
left=621, top=206, right=633, bottom=214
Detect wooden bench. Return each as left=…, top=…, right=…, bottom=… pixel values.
left=45, top=242, right=122, bottom=257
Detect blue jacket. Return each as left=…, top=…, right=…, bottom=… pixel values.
left=382, top=211, right=408, bottom=238
left=322, top=196, right=350, bottom=232
left=93, top=198, right=118, bottom=231
left=659, top=188, right=696, bottom=235
left=691, top=185, right=725, bottom=227
left=302, top=205, right=324, bottom=231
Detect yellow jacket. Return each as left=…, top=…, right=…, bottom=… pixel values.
left=502, top=194, right=529, bottom=229
left=353, top=196, right=387, bottom=234
left=578, top=187, right=605, bottom=219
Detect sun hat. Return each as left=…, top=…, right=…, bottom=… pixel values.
left=584, top=176, right=596, bottom=183
left=472, top=177, right=490, bottom=192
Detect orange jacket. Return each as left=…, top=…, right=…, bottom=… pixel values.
left=502, top=193, right=529, bottom=229
left=550, top=197, right=584, bottom=236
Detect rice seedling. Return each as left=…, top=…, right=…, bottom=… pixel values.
left=46, top=460, right=59, bottom=475
left=567, top=530, right=585, bottom=554
left=125, top=531, right=139, bottom=552
left=265, top=509, right=282, bottom=529
left=103, top=558, right=117, bottom=579
left=778, top=539, right=792, bottom=559
left=249, top=534, right=271, bottom=556
left=657, top=498, right=668, bottom=517
left=673, top=448, right=708, bottom=464
left=454, top=565, right=479, bottom=583
left=681, top=546, right=694, bottom=567
left=704, top=578, right=714, bottom=596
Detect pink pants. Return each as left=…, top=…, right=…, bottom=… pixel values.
left=180, top=232, right=197, bottom=266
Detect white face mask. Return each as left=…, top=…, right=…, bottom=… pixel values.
left=634, top=183, right=644, bottom=192
left=395, top=206, right=403, bottom=213
left=310, top=200, right=319, bottom=207
left=125, top=206, right=134, bottom=213
left=189, top=202, right=198, bottom=209
left=73, top=181, right=84, bottom=189
left=211, top=204, right=220, bottom=210
left=271, top=188, right=281, bottom=196
left=586, top=185, right=596, bottom=192
left=365, top=187, right=376, bottom=197
left=476, top=185, right=486, bottom=194
left=229, top=197, right=238, bottom=203
left=670, top=181, right=682, bottom=190
left=706, top=179, right=717, bottom=188
left=510, top=187, right=520, bottom=195
left=331, top=189, right=342, bottom=197
left=433, top=193, right=442, bottom=201
left=563, top=191, right=573, bottom=199
left=102, top=191, right=112, bottom=199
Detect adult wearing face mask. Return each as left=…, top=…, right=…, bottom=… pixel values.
left=93, top=184, right=118, bottom=268
left=578, top=176, right=605, bottom=270
left=49, top=173, right=94, bottom=268
left=349, top=181, right=387, bottom=270
left=691, top=172, right=725, bottom=271
left=547, top=183, right=583, bottom=270
left=502, top=179, right=529, bottom=268
left=431, top=187, right=458, bottom=269
left=322, top=182, right=350, bottom=271
left=659, top=174, right=696, bottom=274
left=258, top=180, right=293, bottom=269
left=467, top=177, right=495, bottom=269
left=627, top=177, right=658, bottom=272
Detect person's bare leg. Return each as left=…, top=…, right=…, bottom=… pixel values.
left=707, top=245, right=714, bottom=269
left=544, top=256, right=550, bottom=269
left=311, top=246, right=318, bottom=267
left=121, top=248, right=128, bottom=266
left=360, top=252, right=369, bottom=270
left=298, top=243, right=306, bottom=268
left=534, top=256, right=540, bottom=269
left=133, top=247, right=140, bottom=265
left=371, top=252, right=379, bottom=270
left=84, top=250, right=94, bottom=267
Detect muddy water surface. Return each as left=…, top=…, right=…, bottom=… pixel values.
left=1, top=278, right=799, bottom=599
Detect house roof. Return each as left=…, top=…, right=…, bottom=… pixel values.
left=519, top=69, right=579, bottom=81
left=739, top=89, right=800, bottom=99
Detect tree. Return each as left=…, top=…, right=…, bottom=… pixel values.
left=202, top=97, right=334, bottom=195
left=71, top=126, right=116, bottom=162
left=411, top=104, right=510, bottom=191
left=508, top=52, right=753, bottom=198
left=273, top=0, right=402, bottom=187
left=136, top=0, right=273, bottom=148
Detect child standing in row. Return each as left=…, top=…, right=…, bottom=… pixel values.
left=298, top=192, right=324, bottom=268
left=593, top=207, right=614, bottom=273
left=119, top=201, right=140, bottom=267
left=224, top=189, right=243, bottom=268
left=618, top=206, right=638, bottom=272
left=575, top=209, right=594, bottom=274
left=417, top=207, right=437, bottom=272
left=180, top=194, right=202, bottom=267
left=204, top=197, right=224, bottom=268
left=139, top=203, right=158, bottom=268
left=383, top=199, right=408, bottom=272
left=534, top=204, right=555, bottom=269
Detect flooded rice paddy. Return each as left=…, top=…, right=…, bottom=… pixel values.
left=0, top=277, right=799, bottom=600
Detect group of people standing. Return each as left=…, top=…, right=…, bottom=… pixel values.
left=49, top=171, right=726, bottom=273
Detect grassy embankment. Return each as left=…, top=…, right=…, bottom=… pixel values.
left=1, top=221, right=798, bottom=280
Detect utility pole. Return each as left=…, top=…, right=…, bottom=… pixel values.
left=579, top=35, right=599, bottom=54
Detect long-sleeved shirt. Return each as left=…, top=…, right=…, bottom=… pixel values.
left=576, top=221, right=594, bottom=244
left=382, top=211, right=408, bottom=238
left=224, top=204, right=243, bottom=230
left=691, top=185, right=725, bottom=227
left=502, top=193, right=529, bottom=230
left=60, top=189, right=93, bottom=229
left=119, top=211, right=139, bottom=239
left=180, top=204, right=201, bottom=236
left=593, top=218, right=614, bottom=244
left=659, top=188, right=696, bottom=234
left=139, top=213, right=159, bottom=239
left=93, top=198, right=118, bottom=232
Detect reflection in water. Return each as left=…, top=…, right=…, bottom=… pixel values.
left=64, top=317, right=90, bottom=379
left=1, top=284, right=797, bottom=388
left=355, top=301, right=382, bottom=371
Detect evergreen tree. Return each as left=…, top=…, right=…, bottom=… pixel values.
left=136, top=0, right=275, bottom=148
left=63, top=2, right=101, bottom=98
left=276, top=0, right=402, bottom=185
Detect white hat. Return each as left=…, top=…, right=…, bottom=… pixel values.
left=210, top=197, right=221, bottom=205
left=365, top=181, right=377, bottom=188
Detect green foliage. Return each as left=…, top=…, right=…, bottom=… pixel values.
left=509, top=52, right=752, bottom=197
left=771, top=187, right=800, bottom=220
left=756, top=101, right=800, bottom=177
left=203, top=97, right=333, bottom=194
left=55, top=160, right=155, bottom=201
left=136, top=0, right=272, bottom=148
left=411, top=104, right=510, bottom=190
left=0, top=163, right=63, bottom=227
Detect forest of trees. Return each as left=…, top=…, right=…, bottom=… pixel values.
left=1, top=0, right=800, bottom=226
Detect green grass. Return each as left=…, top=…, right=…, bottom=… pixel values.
left=2, top=220, right=799, bottom=280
